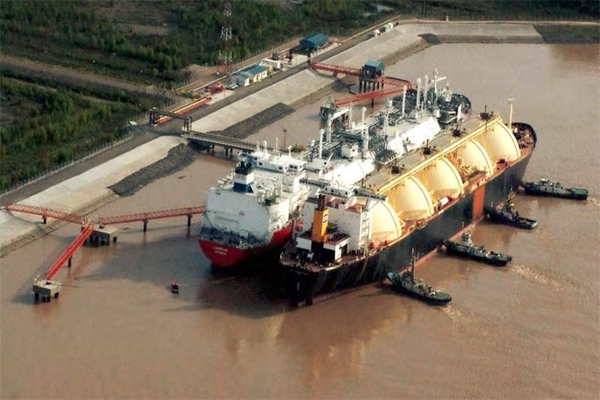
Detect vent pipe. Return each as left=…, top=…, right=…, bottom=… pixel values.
left=423, top=74, right=428, bottom=110
left=416, top=78, right=422, bottom=111
left=508, top=98, right=514, bottom=131
left=326, top=119, right=332, bottom=142
left=319, top=129, right=324, bottom=158
left=348, top=103, right=353, bottom=128
left=402, top=86, right=407, bottom=117
left=362, top=107, right=369, bottom=152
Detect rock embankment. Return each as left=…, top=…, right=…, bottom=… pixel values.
left=219, top=103, right=295, bottom=140
left=109, top=142, right=201, bottom=196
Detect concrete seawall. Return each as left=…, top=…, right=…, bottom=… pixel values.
left=0, top=22, right=545, bottom=256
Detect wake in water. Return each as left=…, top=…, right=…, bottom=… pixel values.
left=509, top=262, right=572, bottom=292
left=586, top=195, right=600, bottom=208
left=440, top=304, right=472, bottom=325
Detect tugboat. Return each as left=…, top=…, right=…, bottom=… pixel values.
left=522, top=178, right=588, bottom=200
left=386, top=257, right=452, bottom=305
left=442, top=231, right=512, bottom=266
left=485, top=202, right=538, bottom=229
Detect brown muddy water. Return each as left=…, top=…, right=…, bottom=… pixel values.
left=1, top=44, right=599, bottom=399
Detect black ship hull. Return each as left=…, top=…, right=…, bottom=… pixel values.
left=283, top=134, right=535, bottom=306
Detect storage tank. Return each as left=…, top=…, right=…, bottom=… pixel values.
left=370, top=200, right=403, bottom=242
left=455, top=140, right=494, bottom=178
left=418, top=157, right=464, bottom=202
left=388, top=177, right=434, bottom=221
left=476, top=123, right=521, bottom=163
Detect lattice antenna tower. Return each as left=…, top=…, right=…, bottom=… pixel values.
left=218, top=1, right=233, bottom=75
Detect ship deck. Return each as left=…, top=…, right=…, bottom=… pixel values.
left=363, top=115, right=483, bottom=191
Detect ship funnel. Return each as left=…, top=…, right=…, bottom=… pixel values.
left=311, top=194, right=329, bottom=243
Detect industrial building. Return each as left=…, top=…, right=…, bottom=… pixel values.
left=363, top=60, right=384, bottom=79
left=232, top=64, right=268, bottom=87
left=300, top=33, right=328, bottom=53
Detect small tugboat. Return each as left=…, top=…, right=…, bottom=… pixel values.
left=171, top=279, right=179, bottom=294
left=442, top=231, right=512, bottom=266
left=522, top=178, right=588, bottom=200
left=386, top=257, right=452, bottom=305
left=485, top=202, right=538, bottom=229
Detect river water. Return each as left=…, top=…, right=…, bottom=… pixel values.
left=1, top=44, right=598, bottom=399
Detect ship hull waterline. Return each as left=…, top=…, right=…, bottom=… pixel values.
left=199, top=224, right=293, bottom=268
left=282, top=125, right=536, bottom=306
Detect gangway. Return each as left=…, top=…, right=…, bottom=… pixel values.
left=5, top=202, right=88, bottom=226
left=334, top=87, right=404, bottom=107
left=182, top=131, right=274, bottom=155
left=99, top=206, right=205, bottom=231
left=309, top=62, right=362, bottom=77
left=309, top=62, right=411, bottom=88
left=309, top=61, right=411, bottom=107
left=32, top=224, right=94, bottom=302
left=149, top=109, right=193, bottom=132
left=5, top=202, right=206, bottom=302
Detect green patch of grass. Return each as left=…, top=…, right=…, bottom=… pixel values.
left=534, top=25, right=600, bottom=43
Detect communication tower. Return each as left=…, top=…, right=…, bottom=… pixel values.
left=218, top=2, right=232, bottom=75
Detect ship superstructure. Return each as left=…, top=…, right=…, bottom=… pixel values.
left=199, top=144, right=310, bottom=267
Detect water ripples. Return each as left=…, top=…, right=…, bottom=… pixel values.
left=509, top=262, right=573, bottom=292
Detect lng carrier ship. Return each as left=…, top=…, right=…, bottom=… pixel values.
left=278, top=71, right=536, bottom=306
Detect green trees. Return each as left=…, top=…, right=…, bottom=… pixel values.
left=0, top=77, right=140, bottom=191
left=0, top=0, right=396, bottom=85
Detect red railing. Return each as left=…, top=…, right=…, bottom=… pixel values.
left=45, top=225, right=94, bottom=280
left=309, top=62, right=362, bottom=77
left=5, top=202, right=89, bottom=226
left=335, top=87, right=404, bottom=106
left=98, top=206, right=205, bottom=226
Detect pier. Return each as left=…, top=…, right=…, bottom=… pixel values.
left=4, top=202, right=205, bottom=301
left=182, top=131, right=274, bottom=156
